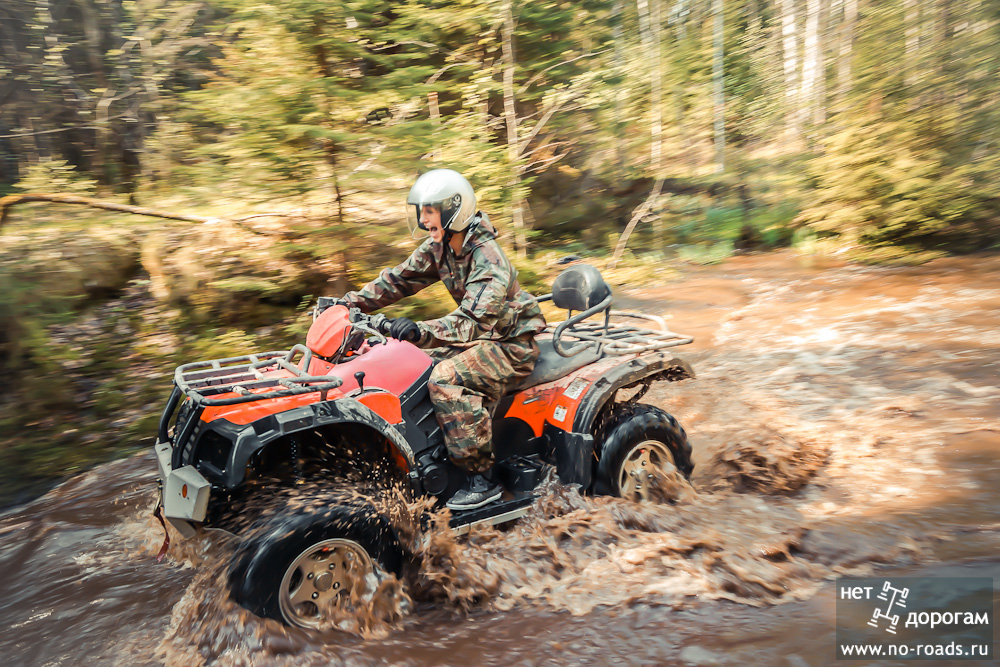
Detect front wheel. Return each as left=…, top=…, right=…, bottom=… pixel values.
left=594, top=404, right=693, bottom=500
left=228, top=493, right=403, bottom=628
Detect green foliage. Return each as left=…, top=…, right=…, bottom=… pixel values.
left=14, top=160, right=98, bottom=194
left=798, top=115, right=999, bottom=253
left=791, top=0, right=1000, bottom=255
left=140, top=222, right=337, bottom=326
left=186, top=329, right=263, bottom=361
left=0, top=226, right=140, bottom=370
left=677, top=240, right=735, bottom=265
left=5, top=0, right=1000, bottom=258
left=0, top=0, right=221, bottom=193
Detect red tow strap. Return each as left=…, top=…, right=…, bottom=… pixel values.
left=153, top=502, right=170, bottom=563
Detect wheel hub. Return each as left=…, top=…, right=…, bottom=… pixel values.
left=618, top=439, right=676, bottom=502
left=278, top=538, right=373, bottom=628
left=313, top=571, right=333, bottom=591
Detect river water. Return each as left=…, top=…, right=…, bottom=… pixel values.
left=1, top=251, right=998, bottom=666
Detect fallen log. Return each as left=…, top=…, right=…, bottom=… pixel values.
left=0, top=193, right=295, bottom=236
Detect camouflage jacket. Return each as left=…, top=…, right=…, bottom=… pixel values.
left=342, top=213, right=546, bottom=348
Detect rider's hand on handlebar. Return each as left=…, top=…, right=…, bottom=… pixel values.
left=386, top=316, right=421, bottom=343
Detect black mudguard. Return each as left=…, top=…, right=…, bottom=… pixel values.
left=195, top=396, right=416, bottom=490
left=570, top=351, right=693, bottom=461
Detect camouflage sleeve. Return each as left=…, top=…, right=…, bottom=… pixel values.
left=418, top=241, right=514, bottom=347
left=341, top=241, right=439, bottom=313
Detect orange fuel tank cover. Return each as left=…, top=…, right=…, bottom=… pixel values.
left=306, top=305, right=352, bottom=357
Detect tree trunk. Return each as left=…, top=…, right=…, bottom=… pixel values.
left=712, top=0, right=725, bottom=173
left=904, top=0, right=921, bottom=88
left=779, top=0, right=801, bottom=145
left=801, top=0, right=821, bottom=132
left=637, top=0, right=662, bottom=175
left=814, top=0, right=827, bottom=126
left=0, top=193, right=217, bottom=228
left=330, top=158, right=350, bottom=279
left=612, top=0, right=626, bottom=180
left=837, top=0, right=858, bottom=102
left=309, top=16, right=354, bottom=292
left=610, top=178, right=664, bottom=267
left=650, top=0, right=665, bottom=245
left=933, top=0, right=951, bottom=111
left=76, top=0, right=109, bottom=90
left=635, top=0, right=665, bottom=250
left=13, top=111, right=40, bottom=179
left=502, top=1, right=527, bottom=258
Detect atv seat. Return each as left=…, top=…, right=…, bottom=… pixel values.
left=511, top=264, right=693, bottom=392
left=510, top=336, right=602, bottom=391
left=510, top=264, right=612, bottom=392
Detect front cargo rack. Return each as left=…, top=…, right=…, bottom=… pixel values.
left=158, top=344, right=343, bottom=447
left=174, top=343, right=343, bottom=406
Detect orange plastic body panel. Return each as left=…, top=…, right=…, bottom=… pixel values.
left=502, top=354, right=643, bottom=435
left=501, top=385, right=562, bottom=437
left=357, top=391, right=403, bottom=424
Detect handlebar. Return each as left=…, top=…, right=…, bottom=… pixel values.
left=313, top=296, right=343, bottom=321
left=352, top=311, right=390, bottom=345
left=312, top=299, right=392, bottom=345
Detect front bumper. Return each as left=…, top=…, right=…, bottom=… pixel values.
left=154, top=441, right=211, bottom=539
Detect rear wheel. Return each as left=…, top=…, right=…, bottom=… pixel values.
left=228, top=493, right=402, bottom=628
left=594, top=404, right=693, bottom=500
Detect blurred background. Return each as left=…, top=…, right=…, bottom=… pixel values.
left=1, top=0, right=998, bottom=505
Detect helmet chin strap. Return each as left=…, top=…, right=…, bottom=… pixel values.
left=442, top=211, right=477, bottom=247
left=441, top=209, right=456, bottom=245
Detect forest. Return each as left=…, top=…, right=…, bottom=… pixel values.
left=1, top=0, right=999, bottom=504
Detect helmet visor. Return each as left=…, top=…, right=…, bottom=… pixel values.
left=406, top=202, right=448, bottom=239
left=406, top=204, right=426, bottom=238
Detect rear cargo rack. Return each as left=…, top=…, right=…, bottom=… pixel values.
left=158, top=344, right=343, bottom=447
left=537, top=288, right=692, bottom=357
left=551, top=310, right=692, bottom=356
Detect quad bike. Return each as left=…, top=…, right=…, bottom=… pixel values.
left=152, top=264, right=695, bottom=628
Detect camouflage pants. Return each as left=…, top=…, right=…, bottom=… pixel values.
left=426, top=333, right=540, bottom=473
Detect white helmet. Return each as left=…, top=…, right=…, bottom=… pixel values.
left=406, top=169, right=477, bottom=236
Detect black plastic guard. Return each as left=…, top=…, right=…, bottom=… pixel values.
left=544, top=422, right=594, bottom=488
left=221, top=396, right=414, bottom=489
left=571, top=351, right=694, bottom=436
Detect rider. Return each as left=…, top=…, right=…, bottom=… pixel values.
left=336, top=169, right=546, bottom=511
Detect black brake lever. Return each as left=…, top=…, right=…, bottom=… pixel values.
left=355, top=313, right=389, bottom=345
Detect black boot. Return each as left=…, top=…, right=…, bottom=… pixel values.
left=446, top=470, right=502, bottom=511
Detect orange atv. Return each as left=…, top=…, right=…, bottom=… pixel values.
left=153, top=264, right=694, bottom=627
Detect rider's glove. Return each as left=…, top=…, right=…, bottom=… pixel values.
left=387, top=316, right=421, bottom=343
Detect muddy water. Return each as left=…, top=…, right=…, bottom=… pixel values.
left=2, top=251, right=999, bottom=666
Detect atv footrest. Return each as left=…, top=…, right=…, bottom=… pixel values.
left=449, top=493, right=536, bottom=535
